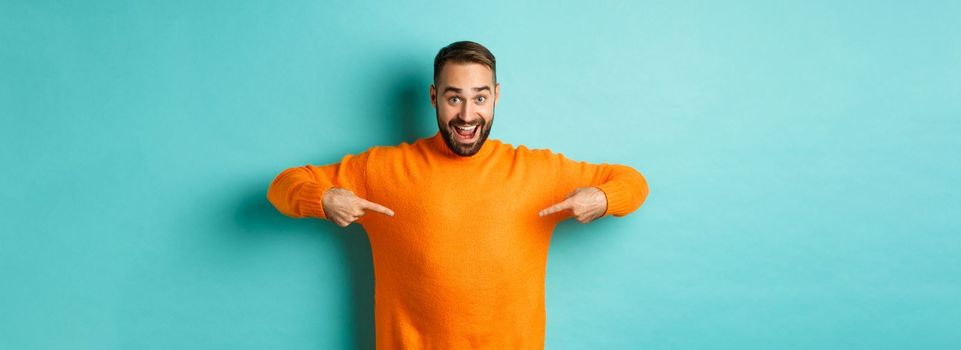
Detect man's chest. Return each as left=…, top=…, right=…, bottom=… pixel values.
left=370, top=163, right=553, bottom=221
left=360, top=165, right=557, bottom=280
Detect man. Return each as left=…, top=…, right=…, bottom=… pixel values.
left=267, top=41, right=649, bottom=349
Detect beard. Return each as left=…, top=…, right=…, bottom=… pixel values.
left=436, top=110, right=494, bottom=157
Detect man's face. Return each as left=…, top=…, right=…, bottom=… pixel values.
left=430, top=62, right=500, bottom=157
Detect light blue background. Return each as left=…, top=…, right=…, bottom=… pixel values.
left=2, top=1, right=959, bottom=349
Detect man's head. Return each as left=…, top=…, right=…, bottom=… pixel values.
left=430, top=41, right=500, bottom=157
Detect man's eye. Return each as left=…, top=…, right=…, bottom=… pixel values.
left=448, top=97, right=461, bottom=104
left=476, top=96, right=487, bottom=103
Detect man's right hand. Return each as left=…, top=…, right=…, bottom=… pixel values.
left=321, top=187, right=394, bottom=227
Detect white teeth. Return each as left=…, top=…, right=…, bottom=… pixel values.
left=456, top=125, right=477, bottom=131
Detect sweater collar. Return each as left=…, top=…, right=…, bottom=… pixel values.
left=429, top=130, right=497, bottom=161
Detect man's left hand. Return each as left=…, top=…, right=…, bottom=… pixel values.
left=538, top=187, right=608, bottom=223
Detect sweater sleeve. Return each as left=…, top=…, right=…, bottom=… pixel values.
left=549, top=151, right=650, bottom=218
left=266, top=150, right=371, bottom=220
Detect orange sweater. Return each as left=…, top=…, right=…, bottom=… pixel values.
left=267, top=131, right=649, bottom=349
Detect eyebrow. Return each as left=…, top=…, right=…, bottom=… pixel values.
left=443, top=86, right=491, bottom=94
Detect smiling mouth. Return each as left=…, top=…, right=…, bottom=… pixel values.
left=453, top=124, right=479, bottom=141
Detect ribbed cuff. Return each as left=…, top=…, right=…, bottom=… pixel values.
left=294, top=181, right=332, bottom=219
left=595, top=181, right=634, bottom=218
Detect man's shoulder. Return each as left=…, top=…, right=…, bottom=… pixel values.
left=497, top=139, right=560, bottom=159
left=363, top=136, right=429, bottom=157
left=361, top=136, right=564, bottom=161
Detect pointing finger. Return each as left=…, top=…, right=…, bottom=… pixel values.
left=538, top=199, right=573, bottom=217
left=359, top=199, right=395, bottom=216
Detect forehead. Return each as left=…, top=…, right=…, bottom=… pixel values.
left=437, top=62, right=494, bottom=88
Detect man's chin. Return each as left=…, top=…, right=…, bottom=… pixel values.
left=450, top=139, right=481, bottom=156
left=442, top=131, right=483, bottom=156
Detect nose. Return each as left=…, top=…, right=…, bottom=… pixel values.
left=458, top=101, right=479, bottom=124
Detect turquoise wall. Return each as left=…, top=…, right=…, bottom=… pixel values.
left=2, top=0, right=959, bottom=349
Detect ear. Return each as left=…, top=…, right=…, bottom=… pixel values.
left=494, top=83, right=500, bottom=105
left=429, top=84, right=437, bottom=108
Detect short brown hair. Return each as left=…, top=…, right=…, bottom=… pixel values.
left=433, top=41, right=496, bottom=85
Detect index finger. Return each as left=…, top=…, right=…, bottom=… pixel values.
left=538, top=199, right=573, bottom=217
left=359, top=199, right=395, bottom=217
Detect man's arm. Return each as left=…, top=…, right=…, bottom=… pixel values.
left=539, top=151, right=650, bottom=222
left=266, top=150, right=375, bottom=221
